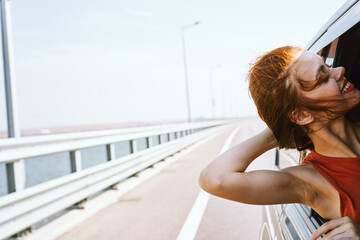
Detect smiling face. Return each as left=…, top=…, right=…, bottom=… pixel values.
left=290, top=51, right=360, bottom=108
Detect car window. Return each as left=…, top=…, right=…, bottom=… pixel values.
left=325, top=38, right=339, bottom=66
left=317, top=45, right=329, bottom=58
left=316, top=37, right=338, bottom=67
left=297, top=20, right=360, bottom=229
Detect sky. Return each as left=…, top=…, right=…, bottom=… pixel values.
left=0, top=0, right=348, bottom=131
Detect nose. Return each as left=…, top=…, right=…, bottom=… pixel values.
left=333, top=66, right=345, bottom=81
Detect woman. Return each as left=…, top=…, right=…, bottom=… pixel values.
left=199, top=46, right=360, bottom=239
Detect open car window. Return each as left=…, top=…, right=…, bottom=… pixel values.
left=274, top=20, right=360, bottom=233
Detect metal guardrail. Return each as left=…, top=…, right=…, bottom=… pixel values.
left=0, top=121, right=228, bottom=239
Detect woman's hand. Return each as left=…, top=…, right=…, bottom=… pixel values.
left=311, top=217, right=360, bottom=240
left=262, top=127, right=278, bottom=149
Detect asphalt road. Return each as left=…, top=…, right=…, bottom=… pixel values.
left=57, top=119, right=275, bottom=240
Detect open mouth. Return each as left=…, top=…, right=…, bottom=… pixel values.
left=341, top=77, right=355, bottom=94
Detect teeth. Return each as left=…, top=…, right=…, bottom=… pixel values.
left=341, top=81, right=351, bottom=93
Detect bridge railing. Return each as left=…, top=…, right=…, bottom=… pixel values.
left=0, top=121, right=229, bottom=239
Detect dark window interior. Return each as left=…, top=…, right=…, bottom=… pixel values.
left=319, top=44, right=330, bottom=58
left=333, top=21, right=360, bottom=89
left=311, top=209, right=327, bottom=225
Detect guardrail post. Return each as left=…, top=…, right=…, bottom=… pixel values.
left=167, top=133, right=171, bottom=141
left=70, top=150, right=82, bottom=172
left=6, top=159, right=25, bottom=193
left=146, top=137, right=152, bottom=148
left=106, top=143, right=115, bottom=161
left=159, top=135, right=163, bottom=144
left=130, top=140, right=137, bottom=153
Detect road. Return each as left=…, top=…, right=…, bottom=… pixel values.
left=57, top=119, right=276, bottom=240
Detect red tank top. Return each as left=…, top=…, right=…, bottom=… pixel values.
left=301, top=151, right=360, bottom=224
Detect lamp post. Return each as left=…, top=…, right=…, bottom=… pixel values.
left=1, top=0, right=19, bottom=138
left=1, top=0, right=25, bottom=193
left=221, top=81, right=233, bottom=119
left=181, top=21, right=200, bottom=122
left=209, top=64, right=220, bottom=119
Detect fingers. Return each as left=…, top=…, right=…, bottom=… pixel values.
left=321, top=223, right=347, bottom=239
left=311, top=217, right=360, bottom=240
left=311, top=217, right=351, bottom=240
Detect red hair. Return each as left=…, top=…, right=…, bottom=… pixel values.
left=249, top=46, right=307, bottom=149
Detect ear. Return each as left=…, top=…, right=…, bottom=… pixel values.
left=290, top=109, right=314, bottom=125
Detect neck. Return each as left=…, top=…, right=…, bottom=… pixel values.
left=308, top=117, right=360, bottom=157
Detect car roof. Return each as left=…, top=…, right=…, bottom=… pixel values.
left=306, top=0, right=359, bottom=51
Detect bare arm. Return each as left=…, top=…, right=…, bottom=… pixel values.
left=199, top=128, right=310, bottom=205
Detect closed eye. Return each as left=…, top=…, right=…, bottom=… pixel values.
left=317, top=72, right=329, bottom=85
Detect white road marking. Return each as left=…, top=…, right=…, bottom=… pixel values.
left=265, top=205, right=277, bottom=240
left=176, top=126, right=242, bottom=240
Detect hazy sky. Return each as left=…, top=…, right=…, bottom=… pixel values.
left=0, top=0, right=347, bottom=130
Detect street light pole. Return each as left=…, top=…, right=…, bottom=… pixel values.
left=209, top=64, right=220, bottom=119
left=181, top=21, right=200, bottom=122
left=222, top=84, right=226, bottom=119
left=221, top=81, right=233, bottom=119
left=1, top=0, right=19, bottom=138
left=1, top=0, right=25, bottom=193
